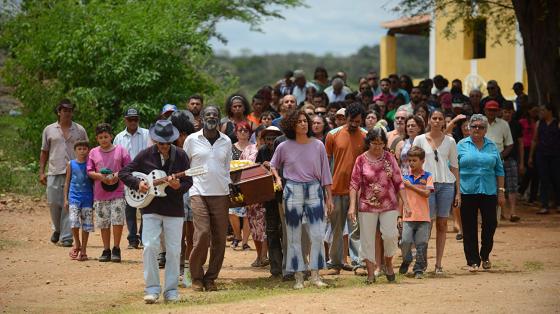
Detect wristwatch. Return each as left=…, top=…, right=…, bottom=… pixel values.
left=498, top=188, right=506, bottom=193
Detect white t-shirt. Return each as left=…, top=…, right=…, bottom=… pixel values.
left=412, top=134, right=458, bottom=183
left=183, top=130, right=232, bottom=196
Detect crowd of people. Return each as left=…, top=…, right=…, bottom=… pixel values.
left=39, top=68, right=560, bottom=303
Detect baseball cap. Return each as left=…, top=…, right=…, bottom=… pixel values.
left=335, top=108, right=346, bottom=116
left=161, top=104, right=177, bottom=114
left=485, top=100, right=500, bottom=110
left=124, top=108, right=139, bottom=118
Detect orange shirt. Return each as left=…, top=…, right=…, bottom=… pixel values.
left=403, top=171, right=434, bottom=222
left=247, top=113, right=261, bottom=126
left=325, top=126, right=367, bottom=195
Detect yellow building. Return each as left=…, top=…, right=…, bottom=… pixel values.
left=380, top=14, right=526, bottom=98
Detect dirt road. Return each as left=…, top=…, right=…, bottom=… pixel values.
left=0, top=193, right=559, bottom=313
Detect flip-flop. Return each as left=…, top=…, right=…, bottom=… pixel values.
left=69, top=248, right=79, bottom=260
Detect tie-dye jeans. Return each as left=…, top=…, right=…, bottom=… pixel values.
left=283, top=180, right=326, bottom=273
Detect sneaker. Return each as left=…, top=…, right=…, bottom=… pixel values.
left=242, top=243, right=251, bottom=251
left=230, top=239, right=240, bottom=249
left=398, top=262, right=410, bottom=275
left=179, top=273, right=192, bottom=288
left=50, top=231, right=60, bottom=244
left=99, top=249, right=111, bottom=262
left=158, top=252, right=166, bottom=268
left=164, top=295, right=179, bottom=303
left=127, top=242, right=138, bottom=249
left=143, top=294, right=159, bottom=304
left=342, top=263, right=354, bottom=272
left=468, top=264, right=479, bottom=272
left=111, top=247, right=121, bottom=263
left=482, top=260, right=492, bottom=270
left=414, top=272, right=424, bottom=279
left=385, top=272, right=396, bottom=282
left=509, top=215, right=521, bottom=222
left=434, top=266, right=444, bottom=275
left=537, top=208, right=550, bottom=215
left=456, top=233, right=463, bottom=241
left=59, top=240, right=73, bottom=247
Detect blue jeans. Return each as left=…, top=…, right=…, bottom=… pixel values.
left=283, top=180, right=326, bottom=272
left=429, top=182, right=455, bottom=219
left=401, top=221, right=430, bottom=273
left=329, top=195, right=360, bottom=268
left=125, top=204, right=141, bottom=245
left=142, top=214, right=183, bottom=299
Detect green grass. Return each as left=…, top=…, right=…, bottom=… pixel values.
left=0, top=115, right=43, bottom=195
left=105, top=275, right=400, bottom=313
left=523, top=260, right=544, bottom=272
left=0, top=239, right=21, bottom=250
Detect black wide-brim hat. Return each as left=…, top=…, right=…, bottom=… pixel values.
left=149, top=120, right=180, bottom=143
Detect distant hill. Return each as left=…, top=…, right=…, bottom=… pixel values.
left=212, top=34, right=428, bottom=95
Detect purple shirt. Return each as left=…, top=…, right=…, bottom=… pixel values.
left=87, top=145, right=131, bottom=201
left=271, top=138, right=333, bottom=186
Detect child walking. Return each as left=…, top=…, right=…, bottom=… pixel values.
left=64, top=140, right=94, bottom=261
left=399, top=146, right=434, bottom=279
left=87, top=123, right=131, bottom=262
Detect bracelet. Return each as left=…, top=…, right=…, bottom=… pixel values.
left=498, top=188, right=506, bottom=193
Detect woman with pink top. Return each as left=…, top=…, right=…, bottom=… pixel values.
left=348, top=127, right=410, bottom=284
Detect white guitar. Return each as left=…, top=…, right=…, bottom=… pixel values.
left=125, top=166, right=207, bottom=209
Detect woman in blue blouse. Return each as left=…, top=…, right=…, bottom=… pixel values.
left=457, top=114, right=505, bottom=272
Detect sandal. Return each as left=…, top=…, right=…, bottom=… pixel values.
left=77, top=252, right=88, bottom=261
left=69, top=247, right=80, bottom=260
left=251, top=258, right=262, bottom=267
left=509, top=215, right=521, bottom=222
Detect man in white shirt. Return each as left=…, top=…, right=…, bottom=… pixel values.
left=183, top=106, right=232, bottom=292
left=113, top=108, right=150, bottom=249
left=291, top=69, right=317, bottom=106
left=485, top=101, right=514, bottom=156
left=325, top=78, right=349, bottom=103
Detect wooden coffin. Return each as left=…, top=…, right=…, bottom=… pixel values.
left=229, top=164, right=275, bottom=207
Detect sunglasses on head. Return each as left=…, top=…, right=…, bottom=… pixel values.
left=434, top=149, right=439, bottom=162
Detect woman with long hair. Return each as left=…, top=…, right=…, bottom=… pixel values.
left=271, top=110, right=333, bottom=289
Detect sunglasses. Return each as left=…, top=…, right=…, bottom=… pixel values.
left=470, top=125, right=486, bottom=130
left=264, top=136, right=276, bottom=141
left=434, top=149, right=439, bottom=163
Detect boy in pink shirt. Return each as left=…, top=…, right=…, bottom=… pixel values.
left=87, top=123, right=131, bottom=262
left=399, top=146, right=434, bottom=279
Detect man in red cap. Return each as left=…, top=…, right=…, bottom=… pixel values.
left=485, top=100, right=514, bottom=221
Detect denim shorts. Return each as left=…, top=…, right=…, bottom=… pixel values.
left=229, top=207, right=247, bottom=217
left=429, top=182, right=455, bottom=219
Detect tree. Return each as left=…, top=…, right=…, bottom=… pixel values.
left=0, top=0, right=303, bottom=147
left=393, top=0, right=560, bottom=109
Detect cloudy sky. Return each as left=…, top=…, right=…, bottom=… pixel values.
left=210, top=0, right=400, bottom=56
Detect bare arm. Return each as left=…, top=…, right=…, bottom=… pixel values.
left=450, top=166, right=461, bottom=208
left=501, top=144, right=514, bottom=160
left=445, top=114, right=466, bottom=135
left=398, top=188, right=411, bottom=216
left=63, top=163, right=71, bottom=211
left=404, top=181, right=431, bottom=197
left=39, top=150, right=49, bottom=185
left=348, top=187, right=358, bottom=223
left=497, top=176, right=505, bottom=207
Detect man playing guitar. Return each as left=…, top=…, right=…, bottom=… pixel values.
left=119, top=120, right=192, bottom=304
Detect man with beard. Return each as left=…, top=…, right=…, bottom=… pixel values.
left=183, top=106, right=232, bottom=292
left=325, top=103, right=366, bottom=274
left=398, top=86, right=423, bottom=115
left=186, top=94, right=204, bottom=131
